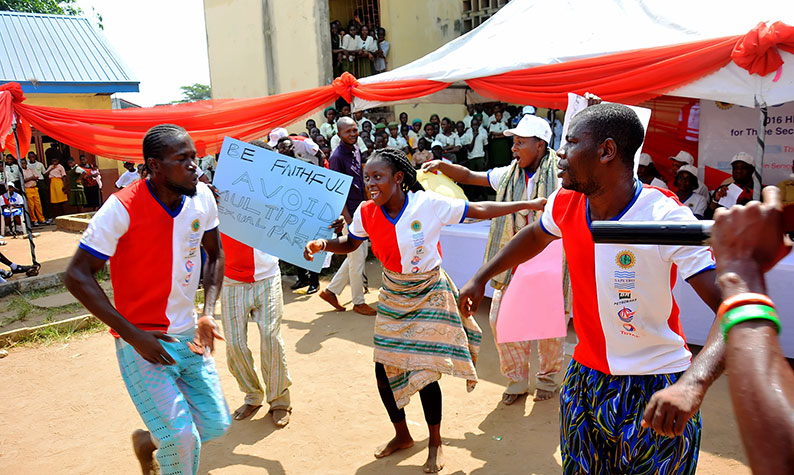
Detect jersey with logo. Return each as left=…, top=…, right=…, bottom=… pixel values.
left=539, top=180, right=715, bottom=375
left=348, top=190, right=468, bottom=274
left=79, top=180, right=219, bottom=336
left=221, top=233, right=279, bottom=283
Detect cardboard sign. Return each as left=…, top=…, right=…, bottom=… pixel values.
left=213, top=137, right=352, bottom=272
left=496, top=240, right=566, bottom=343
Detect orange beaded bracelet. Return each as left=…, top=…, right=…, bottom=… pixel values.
left=717, top=292, right=775, bottom=320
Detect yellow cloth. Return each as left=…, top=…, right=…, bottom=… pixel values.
left=415, top=170, right=468, bottom=201
left=49, top=177, right=67, bottom=204
left=25, top=188, right=45, bottom=222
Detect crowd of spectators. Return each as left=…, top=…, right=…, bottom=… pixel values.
left=330, top=19, right=389, bottom=78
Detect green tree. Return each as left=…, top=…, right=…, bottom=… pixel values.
left=0, top=0, right=103, bottom=29
left=173, top=83, right=212, bottom=103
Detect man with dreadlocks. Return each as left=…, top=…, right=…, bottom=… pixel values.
left=65, top=124, right=230, bottom=475
left=423, top=114, right=571, bottom=405
left=304, top=147, right=546, bottom=473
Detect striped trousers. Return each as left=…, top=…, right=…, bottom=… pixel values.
left=115, top=335, right=230, bottom=475
left=220, top=274, right=291, bottom=409
left=488, top=289, right=567, bottom=394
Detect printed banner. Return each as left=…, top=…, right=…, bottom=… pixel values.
left=699, top=100, right=794, bottom=189
left=213, top=137, right=352, bottom=272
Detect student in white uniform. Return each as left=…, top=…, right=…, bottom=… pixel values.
left=674, top=165, right=708, bottom=218
left=669, top=151, right=709, bottom=198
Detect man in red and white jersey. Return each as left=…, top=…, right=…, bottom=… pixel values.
left=218, top=139, right=292, bottom=428
left=459, top=104, right=724, bottom=475
left=65, top=124, right=230, bottom=475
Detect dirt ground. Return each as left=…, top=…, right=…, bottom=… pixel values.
left=0, top=241, right=752, bottom=474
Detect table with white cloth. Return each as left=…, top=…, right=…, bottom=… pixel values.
left=673, top=251, right=794, bottom=357
left=441, top=221, right=794, bottom=357
left=440, top=220, right=494, bottom=298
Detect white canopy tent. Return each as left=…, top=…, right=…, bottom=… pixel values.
left=355, top=0, right=794, bottom=110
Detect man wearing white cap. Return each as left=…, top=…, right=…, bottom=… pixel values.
left=674, top=165, right=708, bottom=218
left=710, top=152, right=761, bottom=211
left=422, top=114, right=570, bottom=404
left=669, top=151, right=709, bottom=199
left=637, top=153, right=668, bottom=189
left=267, top=128, right=323, bottom=166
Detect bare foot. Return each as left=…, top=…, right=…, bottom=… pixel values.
left=233, top=403, right=262, bottom=421
left=374, top=434, right=414, bottom=458
left=502, top=393, right=524, bottom=405
left=534, top=389, right=556, bottom=401
left=131, top=429, right=156, bottom=475
left=423, top=445, right=444, bottom=473
left=271, top=407, right=291, bottom=428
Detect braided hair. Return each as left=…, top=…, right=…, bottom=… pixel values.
left=369, top=147, right=424, bottom=193
left=142, top=124, right=189, bottom=171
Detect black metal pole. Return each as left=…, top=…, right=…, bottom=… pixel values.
left=11, top=119, right=39, bottom=266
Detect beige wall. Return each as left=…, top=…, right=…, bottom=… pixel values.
left=204, top=0, right=332, bottom=133
left=204, top=0, right=269, bottom=99
left=203, top=1, right=474, bottom=132
left=378, top=0, right=466, bottom=124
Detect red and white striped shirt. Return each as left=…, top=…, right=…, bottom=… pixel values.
left=80, top=180, right=219, bottom=337
left=539, top=181, right=715, bottom=375
left=348, top=190, right=468, bottom=274
left=221, top=233, right=279, bottom=283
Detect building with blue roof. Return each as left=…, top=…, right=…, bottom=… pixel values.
left=0, top=10, right=140, bottom=201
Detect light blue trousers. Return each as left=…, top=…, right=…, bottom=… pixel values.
left=115, top=334, right=231, bottom=475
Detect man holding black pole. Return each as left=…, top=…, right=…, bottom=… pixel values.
left=459, top=103, right=725, bottom=474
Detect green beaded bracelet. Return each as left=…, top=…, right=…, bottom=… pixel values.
left=721, top=304, right=782, bottom=340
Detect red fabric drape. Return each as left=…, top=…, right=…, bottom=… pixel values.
left=731, top=21, right=794, bottom=76
left=466, top=36, right=740, bottom=109
left=1, top=74, right=447, bottom=160
left=0, top=22, right=790, bottom=162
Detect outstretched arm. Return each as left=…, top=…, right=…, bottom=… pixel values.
left=465, top=198, right=546, bottom=220
left=421, top=160, right=490, bottom=187
left=304, top=233, right=363, bottom=261
left=458, top=221, right=558, bottom=317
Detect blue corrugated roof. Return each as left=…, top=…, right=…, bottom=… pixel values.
left=0, top=11, right=139, bottom=94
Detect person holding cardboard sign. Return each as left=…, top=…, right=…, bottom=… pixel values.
left=304, top=148, right=546, bottom=473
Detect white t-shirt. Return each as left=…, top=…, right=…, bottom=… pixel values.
left=682, top=192, right=708, bottom=217
left=488, top=121, right=509, bottom=134
left=320, top=122, right=337, bottom=140
left=348, top=190, right=468, bottom=274
left=374, top=40, right=390, bottom=72
left=28, top=161, right=45, bottom=180
left=115, top=169, right=140, bottom=188
left=436, top=132, right=461, bottom=149
left=460, top=127, right=488, bottom=159
left=387, top=135, right=408, bottom=149
left=539, top=180, right=715, bottom=375
left=487, top=166, right=537, bottom=196
left=331, top=135, right=368, bottom=153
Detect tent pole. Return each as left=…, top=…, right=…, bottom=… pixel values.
left=11, top=117, right=39, bottom=266
left=754, top=101, right=767, bottom=200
